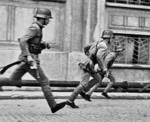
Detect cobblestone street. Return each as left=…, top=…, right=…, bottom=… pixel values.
left=0, top=99, right=150, bottom=122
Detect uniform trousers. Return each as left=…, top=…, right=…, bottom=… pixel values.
left=68, top=70, right=102, bottom=102
left=0, top=62, right=56, bottom=109
left=83, top=71, right=115, bottom=92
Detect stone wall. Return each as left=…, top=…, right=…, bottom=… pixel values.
left=0, top=0, right=150, bottom=85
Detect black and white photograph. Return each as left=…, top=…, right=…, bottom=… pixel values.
left=0, top=0, right=150, bottom=122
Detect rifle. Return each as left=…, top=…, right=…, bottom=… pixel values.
left=0, top=60, right=40, bottom=78
left=78, top=62, right=105, bottom=75
left=0, top=61, right=22, bottom=74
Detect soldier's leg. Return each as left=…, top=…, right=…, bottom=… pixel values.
left=102, top=73, right=115, bottom=99
left=0, top=62, right=26, bottom=86
left=68, top=71, right=90, bottom=102
left=79, top=73, right=102, bottom=101
left=27, top=65, right=66, bottom=113
left=86, top=83, right=100, bottom=96
left=67, top=71, right=90, bottom=108
left=86, top=73, right=102, bottom=96
left=103, top=82, right=113, bottom=93
left=83, top=78, right=98, bottom=92
left=103, top=75, right=115, bottom=93
left=68, top=84, right=84, bottom=102
left=66, top=84, right=84, bottom=108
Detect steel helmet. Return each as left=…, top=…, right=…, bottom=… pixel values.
left=101, top=30, right=114, bottom=39
left=34, top=8, right=52, bottom=19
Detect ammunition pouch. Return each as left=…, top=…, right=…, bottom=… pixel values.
left=28, top=43, right=43, bottom=54
left=78, top=62, right=96, bottom=74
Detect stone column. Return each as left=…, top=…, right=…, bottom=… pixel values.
left=82, top=0, right=92, bottom=46
left=63, top=0, right=73, bottom=52
left=93, top=0, right=106, bottom=42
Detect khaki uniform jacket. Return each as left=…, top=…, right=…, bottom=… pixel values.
left=18, top=22, right=43, bottom=64
left=87, top=40, right=110, bottom=71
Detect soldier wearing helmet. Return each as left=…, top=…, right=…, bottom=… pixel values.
left=66, top=30, right=114, bottom=108
left=101, top=30, right=114, bottom=39
left=0, top=8, right=66, bottom=113
left=34, top=8, right=52, bottom=19
left=79, top=38, right=125, bottom=101
left=96, top=30, right=114, bottom=70
left=34, top=8, right=52, bottom=26
left=79, top=52, right=119, bottom=101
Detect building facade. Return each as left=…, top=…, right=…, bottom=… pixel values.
left=0, top=0, right=150, bottom=84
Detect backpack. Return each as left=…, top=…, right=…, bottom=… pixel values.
left=84, top=41, right=99, bottom=63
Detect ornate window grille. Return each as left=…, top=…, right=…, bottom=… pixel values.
left=112, top=35, right=150, bottom=64
left=106, top=0, right=150, bottom=6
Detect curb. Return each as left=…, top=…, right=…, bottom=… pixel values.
left=0, top=91, right=150, bottom=100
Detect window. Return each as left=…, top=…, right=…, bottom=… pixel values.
left=113, top=34, right=150, bottom=64
left=106, top=0, right=150, bottom=6
left=31, top=0, right=66, bottom=3
left=0, top=1, right=65, bottom=50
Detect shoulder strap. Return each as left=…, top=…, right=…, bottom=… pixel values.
left=88, top=41, right=99, bottom=54
left=84, top=44, right=92, bottom=54
left=94, top=41, right=99, bottom=55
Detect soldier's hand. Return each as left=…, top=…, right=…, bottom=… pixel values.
left=102, top=68, right=107, bottom=76
left=27, top=56, right=34, bottom=65
left=46, top=43, right=51, bottom=49
left=94, top=64, right=101, bottom=72
left=105, top=70, right=109, bottom=78
left=40, top=42, right=51, bottom=49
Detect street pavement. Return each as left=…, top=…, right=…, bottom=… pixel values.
left=0, top=98, right=150, bottom=122
left=1, top=89, right=150, bottom=122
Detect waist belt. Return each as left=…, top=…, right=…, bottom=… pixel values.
left=28, top=43, right=43, bottom=54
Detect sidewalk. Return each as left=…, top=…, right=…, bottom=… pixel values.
left=1, top=99, right=150, bottom=122
left=0, top=91, right=150, bottom=99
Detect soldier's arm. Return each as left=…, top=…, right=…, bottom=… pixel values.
left=18, top=26, right=37, bottom=57
left=104, top=52, right=117, bottom=69
left=40, top=41, right=51, bottom=49
left=96, top=42, right=108, bottom=71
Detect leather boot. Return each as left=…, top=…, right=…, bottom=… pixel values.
left=51, top=101, right=66, bottom=113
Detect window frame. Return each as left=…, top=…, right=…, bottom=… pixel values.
left=0, top=0, right=66, bottom=51
left=106, top=0, right=150, bottom=10
left=112, top=34, right=150, bottom=69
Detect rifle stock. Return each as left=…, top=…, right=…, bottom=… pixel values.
left=0, top=61, right=22, bottom=74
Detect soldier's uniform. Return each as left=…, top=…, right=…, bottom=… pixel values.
left=0, top=8, right=66, bottom=113
left=80, top=42, right=124, bottom=100
left=83, top=52, right=116, bottom=92
left=66, top=30, right=114, bottom=108
left=80, top=52, right=116, bottom=100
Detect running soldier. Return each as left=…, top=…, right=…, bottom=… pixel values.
left=66, top=30, right=114, bottom=108
left=79, top=38, right=124, bottom=101
left=0, top=8, right=66, bottom=113
left=80, top=47, right=123, bottom=100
